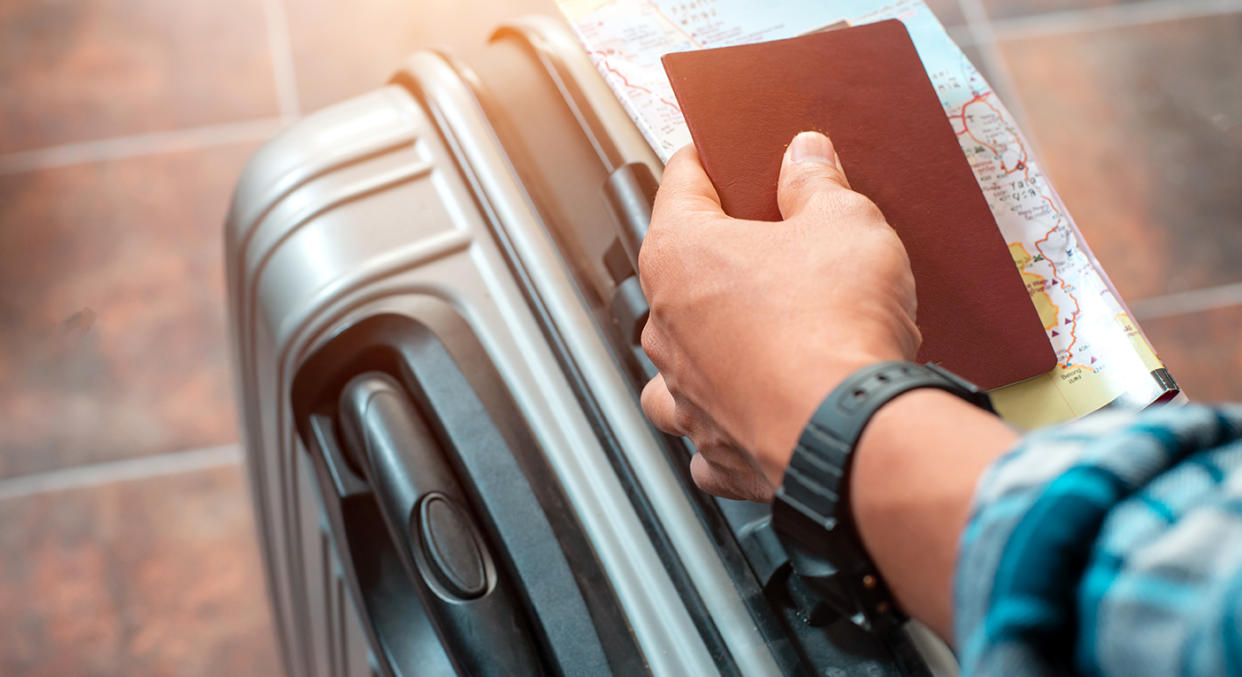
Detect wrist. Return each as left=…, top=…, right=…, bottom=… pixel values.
left=772, top=361, right=983, bottom=634
left=747, top=354, right=890, bottom=487
left=850, top=388, right=1012, bottom=528
left=848, top=387, right=1016, bottom=638
left=770, top=362, right=1003, bottom=636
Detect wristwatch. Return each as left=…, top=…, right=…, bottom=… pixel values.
left=771, top=361, right=995, bottom=632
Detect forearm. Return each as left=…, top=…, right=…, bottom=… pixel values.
left=848, top=388, right=1017, bottom=640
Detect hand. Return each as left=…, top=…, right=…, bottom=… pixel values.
left=639, top=131, right=921, bottom=502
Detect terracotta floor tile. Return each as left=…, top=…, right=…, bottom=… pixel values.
left=0, top=462, right=280, bottom=677
left=282, top=0, right=966, bottom=114
left=998, top=14, right=1242, bottom=302
left=1141, top=304, right=1242, bottom=403
left=284, top=0, right=557, bottom=113
left=0, top=143, right=254, bottom=478
left=0, top=0, right=280, bottom=153
left=982, top=0, right=1146, bottom=20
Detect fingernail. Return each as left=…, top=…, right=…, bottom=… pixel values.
left=789, top=131, right=836, bottom=166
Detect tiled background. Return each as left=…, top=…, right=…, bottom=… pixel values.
left=1, top=0, right=1239, bottom=673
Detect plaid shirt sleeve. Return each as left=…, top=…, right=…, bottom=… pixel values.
left=954, top=404, right=1242, bottom=676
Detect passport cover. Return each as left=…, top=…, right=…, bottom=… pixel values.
left=661, top=19, right=1056, bottom=390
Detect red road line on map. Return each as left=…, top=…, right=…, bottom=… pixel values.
left=590, top=51, right=655, bottom=94
left=590, top=51, right=682, bottom=114
left=1034, top=206, right=1083, bottom=366
left=956, top=92, right=1034, bottom=180
left=959, top=90, right=1081, bottom=367
left=979, top=97, right=1031, bottom=179
left=957, top=95, right=1003, bottom=161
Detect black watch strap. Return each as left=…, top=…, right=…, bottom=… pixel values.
left=772, top=361, right=994, bottom=632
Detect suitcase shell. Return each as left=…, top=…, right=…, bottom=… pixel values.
left=225, top=14, right=954, bottom=676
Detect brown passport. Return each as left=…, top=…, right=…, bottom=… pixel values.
left=661, top=19, right=1055, bottom=390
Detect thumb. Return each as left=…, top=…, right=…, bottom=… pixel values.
left=777, top=131, right=852, bottom=220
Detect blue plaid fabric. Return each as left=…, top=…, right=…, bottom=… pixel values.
left=955, top=404, right=1242, bottom=676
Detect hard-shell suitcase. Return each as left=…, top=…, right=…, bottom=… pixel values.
left=225, top=14, right=955, bottom=676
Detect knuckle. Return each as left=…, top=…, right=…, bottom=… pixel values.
left=819, top=189, right=883, bottom=222
left=644, top=292, right=669, bottom=326
left=639, top=321, right=658, bottom=358
left=688, top=454, right=728, bottom=496
left=637, top=232, right=682, bottom=296
left=823, top=165, right=850, bottom=187
left=783, top=170, right=817, bottom=200
left=637, top=236, right=659, bottom=282
left=783, top=165, right=848, bottom=199
left=834, top=189, right=875, bottom=213
left=638, top=377, right=660, bottom=411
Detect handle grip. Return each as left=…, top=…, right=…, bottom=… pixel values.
left=338, top=372, right=545, bottom=676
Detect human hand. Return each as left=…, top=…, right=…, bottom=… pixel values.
left=638, top=131, right=921, bottom=502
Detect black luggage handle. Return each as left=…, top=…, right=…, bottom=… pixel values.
left=292, top=312, right=623, bottom=676
left=335, top=372, right=543, bottom=676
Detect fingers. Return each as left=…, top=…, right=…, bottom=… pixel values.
left=640, top=145, right=721, bottom=298
left=689, top=451, right=774, bottom=503
left=644, top=372, right=776, bottom=503
left=777, top=131, right=853, bottom=220
left=640, top=373, right=680, bottom=435
left=689, top=453, right=747, bottom=501
left=639, top=319, right=669, bottom=375
left=652, top=144, right=723, bottom=222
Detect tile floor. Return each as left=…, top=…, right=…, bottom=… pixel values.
left=1, top=0, right=1239, bottom=673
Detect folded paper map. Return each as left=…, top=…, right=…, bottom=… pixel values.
left=555, top=0, right=1179, bottom=428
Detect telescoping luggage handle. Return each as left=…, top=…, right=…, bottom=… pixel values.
left=603, top=161, right=656, bottom=274
left=292, top=312, right=623, bottom=677
left=602, top=162, right=660, bottom=383
left=335, top=372, right=541, bottom=674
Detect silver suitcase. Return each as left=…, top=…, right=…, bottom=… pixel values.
left=225, top=14, right=953, bottom=676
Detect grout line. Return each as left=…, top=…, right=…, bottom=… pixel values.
left=955, top=0, right=1038, bottom=134
left=259, top=0, right=302, bottom=120
left=0, top=444, right=244, bottom=502
left=0, top=117, right=286, bottom=175
left=1131, top=282, right=1242, bottom=321
left=988, top=0, right=1242, bottom=42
